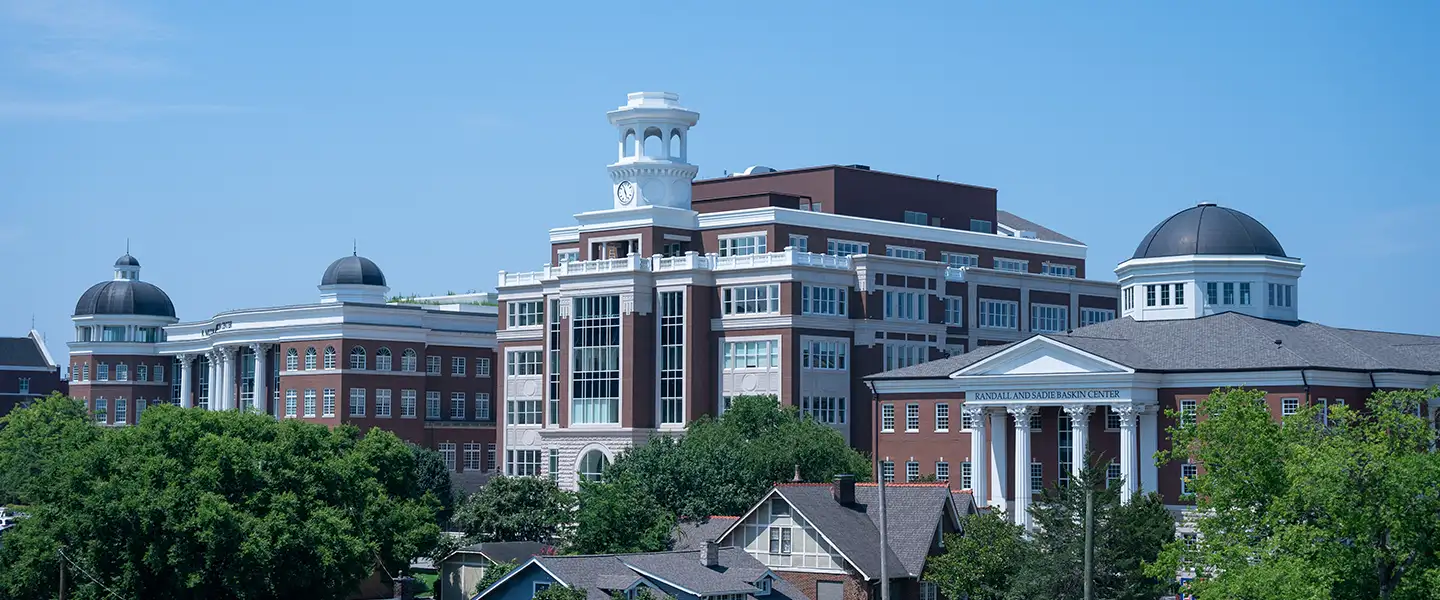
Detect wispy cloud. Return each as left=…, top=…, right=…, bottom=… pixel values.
left=0, top=0, right=172, bottom=77
left=0, top=99, right=250, bottom=121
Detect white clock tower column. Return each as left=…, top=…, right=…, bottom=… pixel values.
left=606, top=92, right=700, bottom=210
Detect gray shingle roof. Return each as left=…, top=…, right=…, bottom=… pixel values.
left=0, top=336, right=49, bottom=368
left=869, top=312, right=1440, bottom=379
left=996, top=210, right=1083, bottom=245
left=519, top=548, right=806, bottom=600
left=774, top=483, right=952, bottom=579
left=452, top=541, right=555, bottom=565
left=672, top=516, right=740, bottom=551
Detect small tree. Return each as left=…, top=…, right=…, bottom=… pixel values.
left=451, top=476, right=575, bottom=543
left=925, top=512, right=1028, bottom=600
left=533, top=584, right=588, bottom=600
left=411, top=443, right=455, bottom=526
left=568, top=478, right=674, bottom=554
left=474, top=560, right=517, bottom=597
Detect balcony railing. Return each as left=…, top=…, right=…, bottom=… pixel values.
left=499, top=248, right=855, bottom=287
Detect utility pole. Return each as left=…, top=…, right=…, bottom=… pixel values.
left=878, top=459, right=889, bottom=600
left=1083, top=486, right=1094, bottom=600
left=58, top=549, right=66, bottom=600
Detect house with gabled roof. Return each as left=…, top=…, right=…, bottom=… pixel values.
left=473, top=544, right=805, bottom=600
left=711, top=475, right=974, bottom=600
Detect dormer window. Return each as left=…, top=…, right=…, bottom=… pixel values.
left=754, top=578, right=771, bottom=596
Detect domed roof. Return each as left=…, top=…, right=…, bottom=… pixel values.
left=321, top=255, right=387, bottom=287
left=114, top=254, right=140, bottom=267
left=1132, top=203, right=1288, bottom=260
left=74, top=280, right=176, bottom=318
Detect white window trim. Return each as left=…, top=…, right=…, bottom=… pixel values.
left=717, top=230, right=769, bottom=256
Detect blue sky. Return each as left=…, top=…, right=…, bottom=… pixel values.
left=3, top=1, right=1438, bottom=362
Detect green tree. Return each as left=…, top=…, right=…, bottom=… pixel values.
left=533, top=584, right=587, bottom=600
left=925, top=512, right=1028, bottom=600
left=410, top=442, right=455, bottom=525
left=0, top=393, right=99, bottom=505
left=0, top=402, right=440, bottom=600
left=568, top=478, right=675, bottom=554
left=603, top=395, right=872, bottom=519
left=1149, top=387, right=1440, bottom=600
left=1006, top=463, right=1174, bottom=600
left=474, top=560, right=517, bottom=597
left=451, top=475, right=575, bottom=543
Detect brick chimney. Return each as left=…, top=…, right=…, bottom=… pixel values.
left=833, top=474, right=855, bottom=505
left=701, top=540, right=719, bottom=568
left=393, top=576, right=415, bottom=600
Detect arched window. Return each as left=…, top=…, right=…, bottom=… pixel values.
left=323, top=346, right=336, bottom=370
left=401, top=349, right=417, bottom=372
left=349, top=346, right=366, bottom=370
left=669, top=128, right=682, bottom=159
left=286, top=348, right=299, bottom=371
left=643, top=126, right=663, bottom=158
left=376, top=347, right=392, bottom=371
left=578, top=449, right=610, bottom=482
left=304, top=348, right=317, bottom=370
left=623, top=129, right=637, bottom=158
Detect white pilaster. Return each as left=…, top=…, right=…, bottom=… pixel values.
left=251, top=343, right=268, bottom=414
left=1008, top=405, right=1035, bottom=530
left=1019, top=287, right=1031, bottom=333
left=206, top=351, right=219, bottom=409
left=178, top=354, right=193, bottom=409
left=988, top=410, right=1008, bottom=510
left=1139, top=406, right=1159, bottom=495
left=1113, top=404, right=1140, bottom=503
left=219, top=346, right=236, bottom=411
left=1063, top=404, right=1093, bottom=480
left=963, top=405, right=988, bottom=502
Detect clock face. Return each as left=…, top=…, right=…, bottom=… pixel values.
left=616, top=181, right=636, bottom=205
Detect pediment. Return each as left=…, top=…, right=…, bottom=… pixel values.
left=954, top=337, right=1132, bottom=377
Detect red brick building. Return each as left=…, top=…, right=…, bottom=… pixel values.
left=495, top=92, right=1119, bottom=489
left=1, top=330, right=66, bottom=417
left=868, top=203, right=1440, bottom=533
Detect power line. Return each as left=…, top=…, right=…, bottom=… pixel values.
left=57, top=548, right=126, bottom=600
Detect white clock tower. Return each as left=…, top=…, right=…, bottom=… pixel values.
left=606, top=92, right=700, bottom=210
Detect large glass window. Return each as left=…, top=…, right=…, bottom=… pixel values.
left=571, top=295, right=621, bottom=424
left=883, top=344, right=927, bottom=371
left=1080, top=308, right=1115, bottom=326
left=508, top=300, right=544, bottom=328
left=285, top=390, right=297, bottom=417
left=942, top=252, right=978, bottom=268
left=801, top=285, right=847, bottom=316
left=801, top=340, right=848, bottom=370
left=548, top=299, right=561, bottom=425
left=944, top=297, right=964, bottom=326
left=801, top=396, right=846, bottom=424
left=507, top=350, right=543, bottom=376
left=464, top=443, right=482, bottom=471
left=978, top=300, right=1018, bottom=329
left=1058, top=414, right=1073, bottom=488
left=578, top=450, right=609, bottom=482
left=349, top=388, right=366, bottom=417
left=506, top=449, right=542, bottom=477
left=322, top=388, right=336, bottom=417
left=722, top=340, right=780, bottom=369
left=1042, top=263, right=1077, bottom=278
left=993, top=258, right=1028, bottom=272
left=826, top=239, right=869, bottom=257
left=718, top=233, right=767, bottom=256
left=451, top=356, right=466, bottom=376
left=375, top=389, right=392, bottom=418
left=884, top=290, right=928, bottom=322
left=451, top=392, right=466, bottom=419
left=476, top=393, right=490, bottom=420
left=303, top=389, right=317, bottom=417
left=722, top=284, right=781, bottom=315
left=426, top=391, right=441, bottom=420
left=1031, top=304, right=1069, bottom=333
left=401, top=390, right=416, bottom=418
left=886, top=246, right=925, bottom=260
left=659, top=291, right=685, bottom=425
left=439, top=443, right=456, bottom=471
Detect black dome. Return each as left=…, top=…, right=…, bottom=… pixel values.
left=321, top=255, right=386, bottom=286
left=1132, top=203, right=1288, bottom=260
left=74, top=280, right=176, bottom=318
left=114, top=254, right=140, bottom=267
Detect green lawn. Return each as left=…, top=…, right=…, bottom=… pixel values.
left=413, top=572, right=439, bottom=598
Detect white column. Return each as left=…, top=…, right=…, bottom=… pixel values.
left=207, top=350, right=219, bottom=409
left=963, top=405, right=988, bottom=503
left=251, top=343, right=268, bottom=414
left=988, top=410, right=1008, bottom=510
left=1008, top=405, right=1035, bottom=530
left=219, top=346, right=236, bottom=411
left=1113, top=404, right=1140, bottom=503
left=1063, top=404, right=1093, bottom=480
left=1139, top=406, right=1159, bottom=495
left=178, top=354, right=193, bottom=408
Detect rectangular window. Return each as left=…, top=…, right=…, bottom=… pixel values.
left=905, top=403, right=920, bottom=432
left=906, top=461, right=920, bottom=482
left=1030, top=462, right=1043, bottom=492
left=1058, top=414, right=1072, bottom=488
left=94, top=398, right=107, bottom=423
left=426, top=355, right=441, bottom=375
left=961, top=461, right=973, bottom=490
left=1080, top=308, right=1115, bottom=326
left=1160, top=284, right=1172, bottom=306
left=1181, top=463, right=1197, bottom=495
left=787, top=234, right=808, bottom=253
left=882, top=460, right=895, bottom=482
left=961, top=409, right=973, bottom=430
left=1175, top=283, right=1185, bottom=305
left=486, top=444, right=496, bottom=471
left=304, top=390, right=317, bottom=418
left=425, top=391, right=441, bottom=420
left=1042, top=263, right=1077, bottom=278
left=1268, top=283, right=1295, bottom=308
left=117, top=363, right=129, bottom=382
left=768, top=527, right=793, bottom=555
left=978, top=299, right=1019, bottom=329
left=349, top=388, right=366, bottom=417
left=718, top=233, right=767, bottom=257
left=886, top=245, right=926, bottom=260
left=935, top=402, right=950, bottom=432
left=18, top=377, right=30, bottom=394
left=507, top=300, right=544, bottom=328
left=507, top=350, right=544, bottom=375
left=1239, top=282, right=1251, bottom=305
left=801, top=285, right=848, bottom=316
left=375, top=389, right=392, bottom=418
left=903, top=210, right=928, bottom=225
left=1180, top=399, right=1197, bottom=426
left=944, top=297, right=964, bottom=326
left=401, top=390, right=417, bottom=418
left=463, top=443, right=481, bottom=471
left=137, top=364, right=148, bottom=382
left=1146, top=285, right=1157, bottom=307
left=1206, top=282, right=1219, bottom=305
left=881, top=403, right=895, bottom=432
left=883, top=343, right=928, bottom=371
left=658, top=291, right=685, bottom=425
left=556, top=248, right=579, bottom=264
left=942, top=252, right=979, bottom=268
left=1030, top=304, right=1068, bottom=333
left=477, top=357, right=491, bottom=377
left=114, top=398, right=127, bottom=425
left=1106, top=462, right=1122, bottom=488
left=102, top=326, right=125, bottom=341
left=935, top=461, right=949, bottom=482
left=572, top=295, right=621, bottom=425
left=1123, top=287, right=1134, bottom=311
left=801, top=396, right=846, bottom=424
left=1223, top=282, right=1235, bottom=305
left=547, top=298, right=561, bottom=425
left=721, top=284, right=781, bottom=315
left=451, top=392, right=466, bottom=419
left=285, top=390, right=298, bottom=417
left=439, top=442, right=456, bottom=472
left=1106, top=406, right=1121, bottom=430
left=1282, top=397, right=1299, bottom=416
left=801, top=340, right=848, bottom=371
left=548, top=449, right=559, bottom=483
left=969, top=219, right=992, bottom=233
left=476, top=393, right=491, bottom=420
left=826, top=239, right=869, bottom=257
left=993, top=257, right=1028, bottom=273
left=322, top=389, right=336, bottom=417
left=884, top=290, right=928, bottom=322
left=722, top=340, right=780, bottom=369
left=451, top=356, right=466, bottom=377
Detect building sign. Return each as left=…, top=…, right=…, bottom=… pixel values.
left=201, top=321, right=233, bottom=337
left=970, top=389, right=1122, bottom=401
